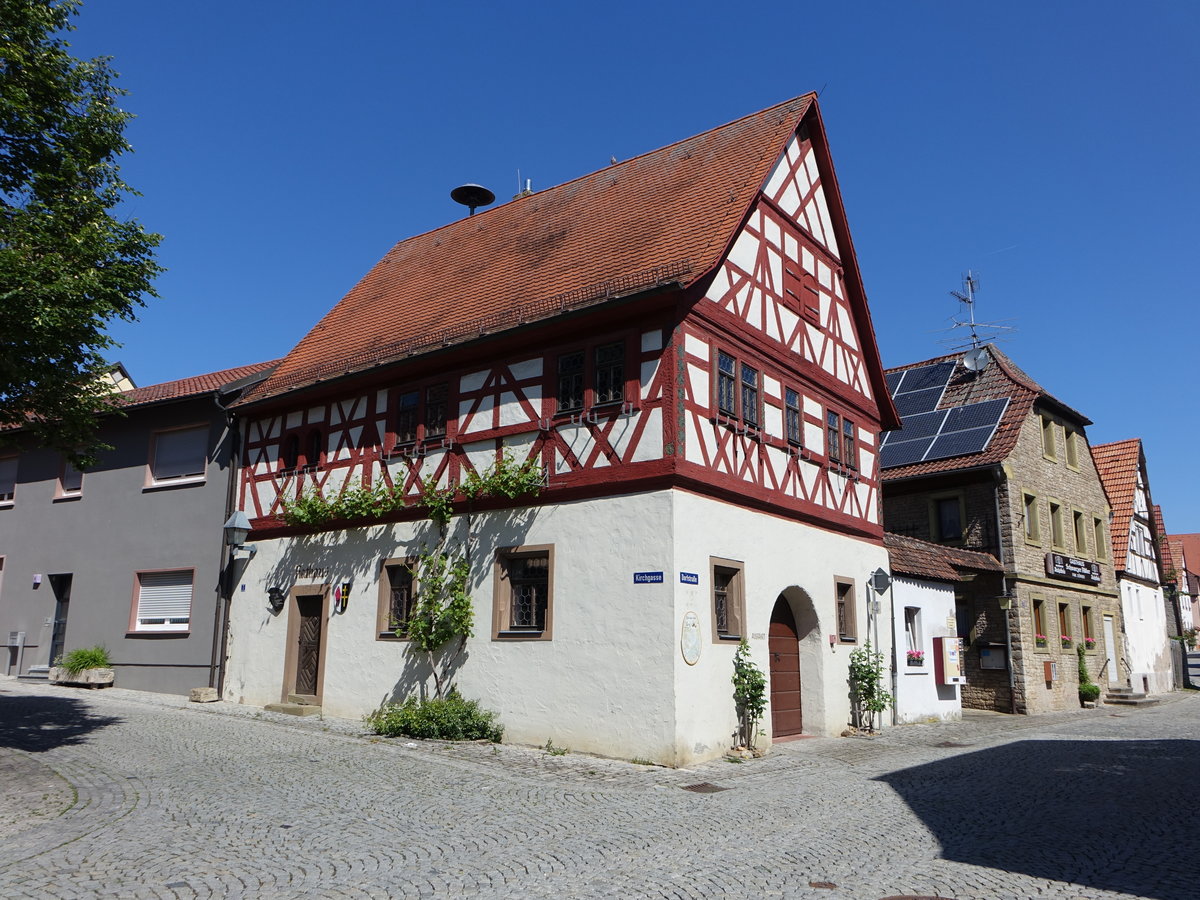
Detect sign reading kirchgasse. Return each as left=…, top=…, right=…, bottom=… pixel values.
left=634, top=572, right=664, bottom=584
left=1044, top=553, right=1101, bottom=585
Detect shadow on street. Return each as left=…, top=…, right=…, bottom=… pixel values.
left=876, top=738, right=1200, bottom=900
left=0, top=691, right=121, bottom=752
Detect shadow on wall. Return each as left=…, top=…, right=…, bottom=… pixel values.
left=0, top=692, right=121, bottom=752
left=875, top=738, right=1200, bottom=900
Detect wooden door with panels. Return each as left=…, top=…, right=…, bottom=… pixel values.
left=769, top=595, right=803, bottom=737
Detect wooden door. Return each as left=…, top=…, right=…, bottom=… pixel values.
left=295, top=595, right=323, bottom=697
left=49, top=574, right=72, bottom=665
left=769, top=596, right=803, bottom=736
left=1103, top=615, right=1119, bottom=685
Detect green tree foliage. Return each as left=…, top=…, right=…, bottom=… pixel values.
left=0, top=0, right=162, bottom=464
left=732, top=639, right=767, bottom=750
left=848, top=642, right=893, bottom=733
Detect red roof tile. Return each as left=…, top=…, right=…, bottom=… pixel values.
left=884, top=532, right=1002, bottom=582
left=118, top=361, right=280, bottom=409
left=238, top=94, right=892, bottom=417
left=1169, top=533, right=1200, bottom=580
left=881, top=345, right=1088, bottom=481
left=1091, top=438, right=1144, bottom=572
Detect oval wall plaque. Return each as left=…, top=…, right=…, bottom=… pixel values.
left=681, top=611, right=701, bottom=666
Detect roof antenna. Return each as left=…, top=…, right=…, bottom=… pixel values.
left=450, top=183, right=495, bottom=216
left=938, top=269, right=1016, bottom=357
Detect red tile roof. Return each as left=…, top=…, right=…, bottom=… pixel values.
left=884, top=532, right=1002, bottom=583
left=1169, top=533, right=1200, bottom=580
left=1091, top=438, right=1144, bottom=572
left=117, top=361, right=280, bottom=409
left=881, top=345, right=1089, bottom=481
left=238, top=95, right=893, bottom=419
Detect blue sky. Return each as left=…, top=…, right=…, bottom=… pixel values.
left=68, top=1, right=1199, bottom=530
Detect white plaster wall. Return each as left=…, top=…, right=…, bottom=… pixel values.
left=669, top=491, right=891, bottom=764
left=890, top=577, right=963, bottom=724
left=1119, top=578, right=1174, bottom=694
left=223, top=491, right=680, bottom=762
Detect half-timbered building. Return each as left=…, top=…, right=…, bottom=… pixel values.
left=1092, top=439, right=1173, bottom=694
left=221, top=95, right=899, bottom=765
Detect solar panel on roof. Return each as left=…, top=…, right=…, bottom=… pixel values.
left=942, top=398, right=1008, bottom=432
left=885, top=371, right=905, bottom=394
left=894, top=362, right=955, bottom=396
left=881, top=437, right=937, bottom=469
left=926, top=426, right=999, bottom=460
left=889, top=409, right=947, bottom=441
left=894, top=386, right=948, bottom=417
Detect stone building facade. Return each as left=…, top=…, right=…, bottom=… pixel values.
left=881, top=347, right=1122, bottom=714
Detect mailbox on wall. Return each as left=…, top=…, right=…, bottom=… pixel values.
left=933, top=636, right=965, bottom=685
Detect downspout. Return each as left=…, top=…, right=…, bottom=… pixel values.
left=210, top=392, right=241, bottom=695
left=888, top=578, right=898, bottom=726
left=993, top=465, right=1017, bottom=714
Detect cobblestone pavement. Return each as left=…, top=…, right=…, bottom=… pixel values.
left=1, top=678, right=1197, bottom=900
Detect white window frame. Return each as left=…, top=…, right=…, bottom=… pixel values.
left=131, top=569, right=194, bottom=633
left=147, top=424, right=209, bottom=487
left=0, top=456, right=17, bottom=505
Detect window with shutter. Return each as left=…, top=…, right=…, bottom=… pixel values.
left=150, top=426, right=208, bottom=485
left=133, top=570, right=193, bottom=632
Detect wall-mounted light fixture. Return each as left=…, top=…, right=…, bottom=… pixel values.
left=267, top=587, right=286, bottom=613
left=223, top=510, right=256, bottom=560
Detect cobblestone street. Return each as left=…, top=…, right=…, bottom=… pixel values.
left=1, top=679, right=1196, bottom=900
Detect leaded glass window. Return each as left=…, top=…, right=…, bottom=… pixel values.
left=785, top=388, right=801, bottom=446
left=717, top=352, right=736, bottom=416
left=396, top=390, right=419, bottom=444
left=385, top=564, right=415, bottom=636
left=509, top=555, right=549, bottom=631
left=425, top=384, right=448, bottom=438
left=740, top=364, right=759, bottom=426
left=842, top=418, right=856, bottom=468
left=827, top=411, right=841, bottom=461
left=594, top=342, right=624, bottom=405
left=557, top=352, right=584, bottom=413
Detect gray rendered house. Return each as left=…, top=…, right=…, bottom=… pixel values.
left=1, top=361, right=275, bottom=694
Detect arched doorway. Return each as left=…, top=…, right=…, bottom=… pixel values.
left=769, top=595, right=803, bottom=736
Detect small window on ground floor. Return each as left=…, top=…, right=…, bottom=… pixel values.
left=711, top=557, right=746, bottom=642
left=494, top=546, right=553, bottom=639
left=835, top=577, right=857, bottom=642
left=132, top=570, right=193, bottom=632
left=378, top=559, right=417, bottom=639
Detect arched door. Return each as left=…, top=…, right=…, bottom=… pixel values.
left=769, top=596, right=803, bottom=736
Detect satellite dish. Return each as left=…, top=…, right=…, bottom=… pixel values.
left=962, top=347, right=991, bottom=372
left=450, top=184, right=495, bottom=216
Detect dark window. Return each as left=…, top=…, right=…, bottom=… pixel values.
left=711, top=559, right=745, bottom=642
left=717, top=352, right=736, bottom=416
left=425, top=384, right=448, bottom=439
left=936, top=497, right=962, bottom=542
left=594, top=342, right=624, bottom=406
left=282, top=434, right=300, bottom=470
left=827, top=411, right=841, bottom=461
left=557, top=352, right=584, bottom=413
left=304, top=430, right=322, bottom=469
left=740, top=364, right=759, bottom=427
left=842, top=418, right=856, bottom=468
left=836, top=578, right=856, bottom=641
left=383, top=563, right=415, bottom=637
left=396, top=391, right=420, bottom=445
left=785, top=389, right=801, bottom=446
left=507, top=554, right=548, bottom=631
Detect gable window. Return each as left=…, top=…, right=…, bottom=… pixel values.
left=717, top=352, right=737, bottom=416
left=827, top=411, right=842, bottom=461
left=1041, top=416, right=1057, bottom=460
left=149, top=425, right=208, bottom=486
left=1073, top=510, right=1089, bottom=556
left=494, top=545, right=553, bottom=639
left=1093, top=516, right=1107, bottom=560
left=842, top=418, right=857, bottom=469
left=1064, top=427, right=1080, bottom=469
left=1023, top=493, right=1040, bottom=543
left=1049, top=501, right=1065, bottom=549
left=132, top=570, right=193, bottom=632
left=393, top=382, right=449, bottom=448
left=56, top=458, right=83, bottom=499
left=785, top=389, right=801, bottom=446
left=835, top=577, right=857, bottom=642
left=0, top=456, right=18, bottom=504
left=711, top=557, right=745, bottom=642
left=933, top=495, right=964, bottom=543
left=378, top=559, right=416, bottom=639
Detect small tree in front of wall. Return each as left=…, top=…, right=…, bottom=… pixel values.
left=1077, top=644, right=1101, bottom=705
left=732, top=639, right=768, bottom=751
left=848, top=641, right=893, bottom=733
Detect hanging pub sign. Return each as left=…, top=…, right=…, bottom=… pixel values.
left=1044, top=553, right=1101, bottom=585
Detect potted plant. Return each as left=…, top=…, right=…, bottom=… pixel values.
left=1060, top=634, right=1072, bottom=648
left=49, top=646, right=115, bottom=688
left=1035, top=633, right=1048, bottom=647
left=906, top=649, right=925, bottom=667
left=1084, top=637, right=1096, bottom=650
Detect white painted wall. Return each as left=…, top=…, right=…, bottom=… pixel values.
left=889, top=576, right=963, bottom=724
left=224, top=488, right=891, bottom=767
left=1118, top=577, right=1174, bottom=694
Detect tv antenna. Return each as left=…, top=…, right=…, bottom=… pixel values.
left=939, top=270, right=1016, bottom=352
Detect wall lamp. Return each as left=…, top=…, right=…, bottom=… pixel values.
left=223, top=510, right=256, bottom=560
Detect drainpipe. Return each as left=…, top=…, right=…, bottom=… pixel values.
left=211, top=392, right=241, bottom=695
left=888, top=578, right=898, bottom=726
left=993, top=466, right=1017, bottom=714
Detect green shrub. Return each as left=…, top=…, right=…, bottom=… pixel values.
left=60, top=646, right=111, bottom=675
left=365, top=690, right=503, bottom=742
left=1079, top=683, right=1101, bottom=702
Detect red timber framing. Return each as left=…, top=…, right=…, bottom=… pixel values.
left=237, top=98, right=894, bottom=543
